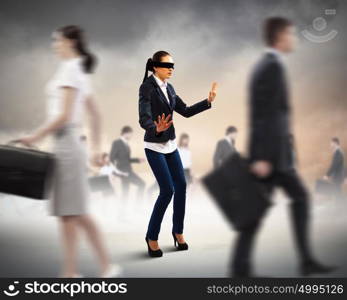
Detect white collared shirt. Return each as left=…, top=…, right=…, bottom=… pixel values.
left=153, top=74, right=170, bottom=104
left=144, top=75, right=177, bottom=154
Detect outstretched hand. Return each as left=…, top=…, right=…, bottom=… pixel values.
left=208, top=82, right=218, bottom=103
left=154, top=113, right=173, bottom=133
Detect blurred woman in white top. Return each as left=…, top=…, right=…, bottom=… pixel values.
left=18, top=25, right=121, bottom=278
left=177, top=133, right=193, bottom=185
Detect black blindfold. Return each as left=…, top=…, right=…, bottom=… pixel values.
left=143, top=58, right=175, bottom=83
left=151, top=61, right=175, bottom=69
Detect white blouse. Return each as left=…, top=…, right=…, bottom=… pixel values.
left=45, top=57, right=92, bottom=125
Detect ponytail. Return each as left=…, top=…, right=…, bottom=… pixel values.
left=143, top=58, right=154, bottom=83
left=75, top=39, right=96, bottom=73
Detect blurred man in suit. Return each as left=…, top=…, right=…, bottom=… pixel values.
left=110, top=126, right=145, bottom=199
left=213, top=126, right=238, bottom=169
left=324, top=137, right=345, bottom=200
left=231, top=17, right=335, bottom=277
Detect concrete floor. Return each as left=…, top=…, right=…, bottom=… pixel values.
left=0, top=181, right=346, bottom=278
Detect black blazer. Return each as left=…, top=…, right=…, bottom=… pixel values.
left=327, top=148, right=345, bottom=184
left=213, top=139, right=235, bottom=169
left=139, top=75, right=211, bottom=143
left=110, top=138, right=140, bottom=172
left=248, top=52, right=293, bottom=172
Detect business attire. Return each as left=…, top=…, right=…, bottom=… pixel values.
left=326, top=148, right=345, bottom=199
left=139, top=74, right=211, bottom=241
left=46, top=57, right=91, bottom=216
left=213, top=138, right=235, bottom=169
left=110, top=137, right=145, bottom=199
left=231, top=49, right=314, bottom=276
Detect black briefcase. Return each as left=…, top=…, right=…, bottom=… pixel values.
left=88, top=175, right=114, bottom=196
left=0, top=144, right=55, bottom=200
left=202, top=153, right=270, bottom=230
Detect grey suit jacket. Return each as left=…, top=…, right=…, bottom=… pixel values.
left=248, top=52, right=293, bottom=172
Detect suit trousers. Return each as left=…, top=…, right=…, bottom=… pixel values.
left=231, top=169, right=313, bottom=276
left=145, top=148, right=187, bottom=241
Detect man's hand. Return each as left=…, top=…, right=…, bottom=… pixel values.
left=250, top=160, right=273, bottom=178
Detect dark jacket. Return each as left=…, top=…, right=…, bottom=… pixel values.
left=138, top=75, right=211, bottom=143
left=110, top=138, right=140, bottom=172
left=248, top=52, right=293, bottom=172
left=213, top=138, right=235, bottom=169
left=327, top=148, right=345, bottom=184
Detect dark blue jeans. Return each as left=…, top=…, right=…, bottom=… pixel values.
left=145, top=148, right=187, bottom=241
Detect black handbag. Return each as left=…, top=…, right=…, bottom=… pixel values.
left=202, top=153, right=271, bottom=230
left=0, top=143, right=55, bottom=200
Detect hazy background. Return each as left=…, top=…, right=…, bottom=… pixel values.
left=0, top=0, right=346, bottom=182
left=0, top=0, right=347, bottom=278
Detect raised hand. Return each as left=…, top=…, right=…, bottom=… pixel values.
left=208, top=81, right=218, bottom=103
left=154, top=113, right=173, bottom=133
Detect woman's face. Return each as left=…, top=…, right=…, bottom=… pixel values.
left=51, top=31, right=74, bottom=58
left=154, top=55, right=174, bottom=81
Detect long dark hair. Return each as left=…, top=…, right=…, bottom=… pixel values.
left=57, top=25, right=96, bottom=73
left=142, top=50, right=170, bottom=83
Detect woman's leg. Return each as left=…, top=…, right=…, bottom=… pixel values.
left=59, top=216, right=79, bottom=277
left=166, top=150, right=187, bottom=242
left=145, top=149, right=175, bottom=242
left=75, top=214, right=110, bottom=274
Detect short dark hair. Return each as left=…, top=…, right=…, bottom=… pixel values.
left=332, top=137, right=340, bottom=145
left=226, top=126, right=237, bottom=135
left=263, top=17, right=293, bottom=46
left=121, top=126, right=133, bottom=135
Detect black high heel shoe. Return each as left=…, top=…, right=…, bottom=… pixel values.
left=172, top=232, right=189, bottom=251
left=145, top=237, right=163, bottom=257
